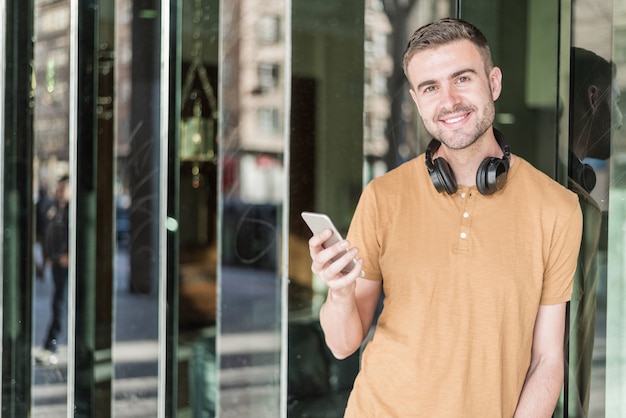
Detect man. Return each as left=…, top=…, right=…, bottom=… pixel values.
left=308, top=18, right=583, bottom=417
left=570, top=48, right=621, bottom=180
left=35, top=174, right=70, bottom=366
left=558, top=47, right=621, bottom=417
left=35, top=183, right=53, bottom=280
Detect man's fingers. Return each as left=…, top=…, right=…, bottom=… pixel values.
left=308, top=228, right=333, bottom=253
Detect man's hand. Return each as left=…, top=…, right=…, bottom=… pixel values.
left=309, top=228, right=364, bottom=301
left=57, top=253, right=69, bottom=268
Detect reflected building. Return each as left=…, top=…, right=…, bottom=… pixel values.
left=364, top=0, right=393, bottom=175
left=33, top=0, right=133, bottom=195
left=33, top=0, right=70, bottom=182
left=238, top=2, right=286, bottom=204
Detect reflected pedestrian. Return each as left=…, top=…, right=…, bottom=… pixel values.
left=558, top=47, right=622, bottom=417
left=34, top=183, right=53, bottom=280
left=35, top=174, right=70, bottom=366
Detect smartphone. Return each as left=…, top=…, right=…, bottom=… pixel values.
left=301, top=211, right=364, bottom=277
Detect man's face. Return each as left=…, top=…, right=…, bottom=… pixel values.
left=56, top=180, right=70, bottom=203
left=585, top=78, right=622, bottom=160
left=407, top=40, right=502, bottom=150
left=611, top=78, right=623, bottom=133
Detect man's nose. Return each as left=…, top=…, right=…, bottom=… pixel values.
left=439, top=85, right=462, bottom=109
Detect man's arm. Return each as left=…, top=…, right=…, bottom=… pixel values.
left=309, top=228, right=382, bottom=359
left=514, top=303, right=567, bottom=418
left=320, top=277, right=381, bottom=359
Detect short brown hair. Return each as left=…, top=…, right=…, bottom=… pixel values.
left=403, top=18, right=493, bottom=78
left=572, top=47, right=615, bottom=103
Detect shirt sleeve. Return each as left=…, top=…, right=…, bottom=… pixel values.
left=540, top=195, right=583, bottom=305
left=346, top=181, right=383, bottom=282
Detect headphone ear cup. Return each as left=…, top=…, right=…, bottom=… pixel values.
left=432, top=157, right=457, bottom=195
left=569, top=153, right=597, bottom=193
left=476, top=157, right=509, bottom=195
left=579, top=163, right=596, bottom=192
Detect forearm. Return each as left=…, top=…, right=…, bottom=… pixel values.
left=320, top=289, right=366, bottom=359
left=514, top=357, right=564, bottom=418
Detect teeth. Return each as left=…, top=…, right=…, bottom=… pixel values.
left=445, top=115, right=466, bottom=123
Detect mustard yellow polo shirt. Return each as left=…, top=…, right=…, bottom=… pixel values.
left=344, top=154, right=582, bottom=417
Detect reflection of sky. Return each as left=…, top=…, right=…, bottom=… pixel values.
left=583, top=157, right=607, bottom=169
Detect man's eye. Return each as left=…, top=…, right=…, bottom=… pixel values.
left=457, top=76, right=469, bottom=83
left=423, top=86, right=436, bottom=93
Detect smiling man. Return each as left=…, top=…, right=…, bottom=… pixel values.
left=308, top=18, right=583, bottom=417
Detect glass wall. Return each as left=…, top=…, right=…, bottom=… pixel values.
left=1, top=0, right=626, bottom=416
left=2, top=0, right=35, bottom=416
left=32, top=2, right=71, bottom=414
left=30, top=0, right=164, bottom=415
left=577, top=1, right=626, bottom=417
left=218, top=0, right=284, bottom=415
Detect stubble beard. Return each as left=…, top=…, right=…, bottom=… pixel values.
left=425, top=100, right=496, bottom=151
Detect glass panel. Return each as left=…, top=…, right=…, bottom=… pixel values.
left=33, top=0, right=118, bottom=414
left=562, top=1, right=625, bottom=416
left=31, top=0, right=70, bottom=415
left=607, top=0, right=626, bottom=410
left=72, top=0, right=118, bottom=414
left=113, top=0, right=162, bottom=415
left=287, top=1, right=448, bottom=417
left=218, top=0, right=286, bottom=415
left=177, top=0, right=219, bottom=416
left=288, top=2, right=365, bottom=417
left=596, top=0, right=626, bottom=417
left=463, top=0, right=562, bottom=175
left=32, top=0, right=166, bottom=415
left=3, top=0, right=35, bottom=416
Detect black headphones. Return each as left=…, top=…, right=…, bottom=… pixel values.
left=425, top=128, right=511, bottom=195
left=568, top=152, right=596, bottom=193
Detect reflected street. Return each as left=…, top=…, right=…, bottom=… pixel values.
left=32, top=250, right=159, bottom=417
left=32, top=248, right=281, bottom=417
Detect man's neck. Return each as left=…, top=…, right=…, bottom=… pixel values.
left=435, top=130, right=503, bottom=187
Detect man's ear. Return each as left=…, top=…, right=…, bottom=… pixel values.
left=489, top=67, right=503, bottom=101
left=587, top=84, right=600, bottom=111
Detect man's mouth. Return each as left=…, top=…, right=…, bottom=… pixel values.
left=440, top=112, right=471, bottom=125
left=443, top=114, right=469, bottom=124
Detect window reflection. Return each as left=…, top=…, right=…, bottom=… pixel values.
left=219, top=0, right=285, bottom=415
left=559, top=46, right=617, bottom=418
left=610, top=8, right=626, bottom=414
left=177, top=0, right=220, bottom=416
left=32, top=0, right=70, bottom=414
left=31, top=0, right=163, bottom=415
left=558, top=1, right=626, bottom=416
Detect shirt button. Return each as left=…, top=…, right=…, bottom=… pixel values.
left=461, top=192, right=466, bottom=199
left=463, top=212, right=469, bottom=218
left=460, top=232, right=467, bottom=239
